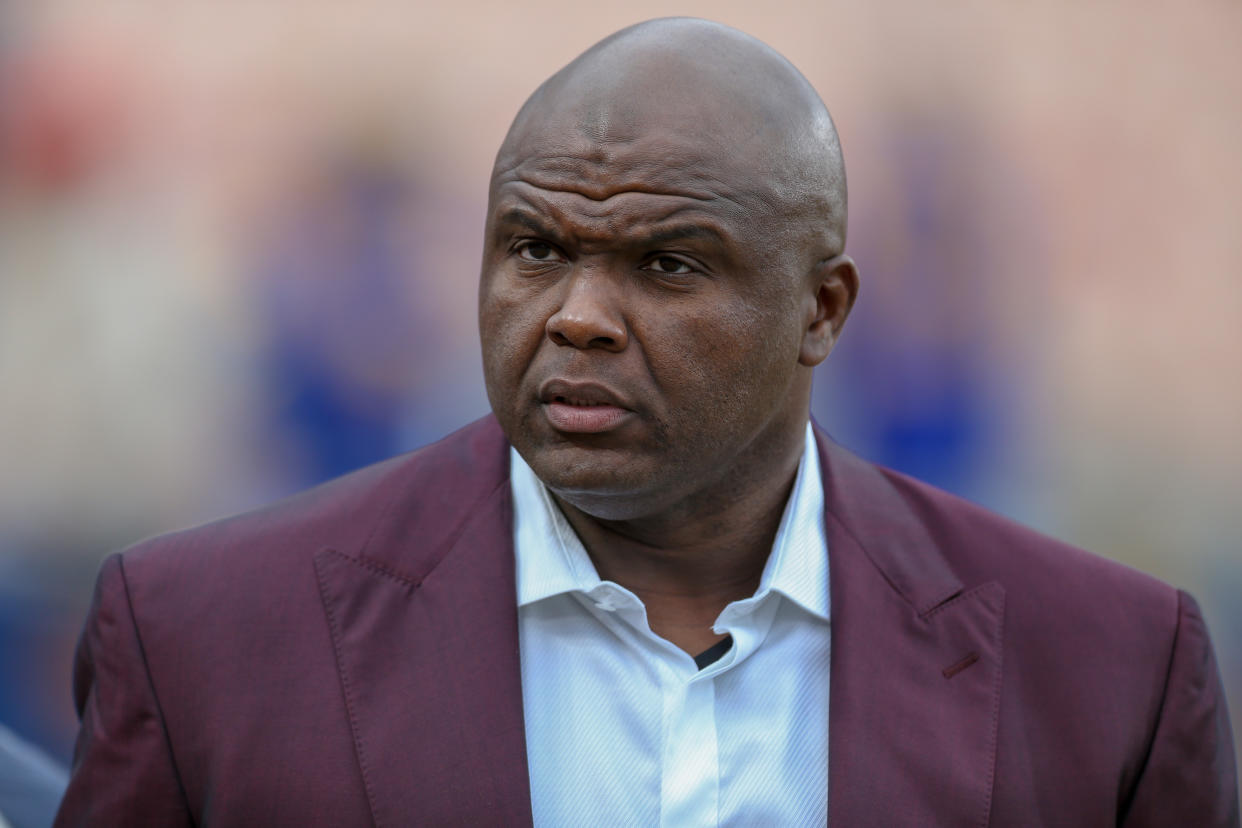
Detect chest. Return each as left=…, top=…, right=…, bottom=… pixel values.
left=519, top=592, right=831, bottom=827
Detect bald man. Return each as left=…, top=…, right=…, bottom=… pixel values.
left=56, top=19, right=1237, bottom=827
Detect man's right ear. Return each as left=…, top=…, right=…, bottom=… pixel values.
left=798, top=254, right=859, bottom=367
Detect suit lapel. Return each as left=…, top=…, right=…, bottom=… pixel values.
left=314, top=419, right=533, bottom=827
left=817, top=430, right=1005, bottom=827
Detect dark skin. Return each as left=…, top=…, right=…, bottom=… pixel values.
left=479, top=19, right=859, bottom=656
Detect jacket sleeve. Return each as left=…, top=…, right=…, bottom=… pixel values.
left=54, top=553, right=193, bottom=827
left=1122, top=589, right=1240, bottom=827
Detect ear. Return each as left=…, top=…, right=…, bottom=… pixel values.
left=798, top=254, right=859, bottom=367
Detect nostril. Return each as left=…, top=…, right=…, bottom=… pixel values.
left=545, top=307, right=626, bottom=352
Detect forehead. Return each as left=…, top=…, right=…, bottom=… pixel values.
left=488, top=126, right=786, bottom=233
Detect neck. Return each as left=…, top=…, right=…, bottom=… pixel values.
left=552, top=422, right=807, bottom=655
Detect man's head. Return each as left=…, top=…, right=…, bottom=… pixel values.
left=478, top=18, right=858, bottom=521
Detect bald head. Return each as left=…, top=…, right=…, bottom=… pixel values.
left=479, top=19, right=859, bottom=522
left=495, top=18, right=848, bottom=253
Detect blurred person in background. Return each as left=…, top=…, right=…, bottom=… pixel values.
left=53, top=18, right=1237, bottom=827
left=250, top=145, right=440, bottom=487
left=813, top=113, right=1017, bottom=504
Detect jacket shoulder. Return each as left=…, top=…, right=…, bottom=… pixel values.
left=875, top=461, right=1177, bottom=617
left=867, top=458, right=1185, bottom=751
left=119, top=415, right=510, bottom=581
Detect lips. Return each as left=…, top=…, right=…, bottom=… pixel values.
left=539, top=379, right=633, bottom=434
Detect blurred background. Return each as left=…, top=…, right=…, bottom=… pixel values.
left=1, top=0, right=1239, bottom=768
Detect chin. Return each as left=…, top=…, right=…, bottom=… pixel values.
left=525, top=445, right=673, bottom=520
left=547, top=484, right=675, bottom=523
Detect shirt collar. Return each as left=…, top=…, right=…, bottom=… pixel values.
left=512, top=421, right=830, bottom=623
left=511, top=445, right=599, bottom=606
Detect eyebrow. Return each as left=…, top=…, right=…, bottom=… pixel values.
left=496, top=208, right=556, bottom=237
left=495, top=207, right=726, bottom=249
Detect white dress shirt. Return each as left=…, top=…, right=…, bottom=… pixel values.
left=513, top=422, right=831, bottom=826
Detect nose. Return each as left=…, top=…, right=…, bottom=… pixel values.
left=545, top=271, right=628, bottom=352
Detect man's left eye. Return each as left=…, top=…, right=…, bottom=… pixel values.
left=645, top=256, right=693, bottom=275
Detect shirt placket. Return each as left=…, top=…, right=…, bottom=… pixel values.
left=586, top=584, right=724, bottom=827
left=659, top=661, right=720, bottom=828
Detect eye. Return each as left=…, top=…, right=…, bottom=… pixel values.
left=644, top=255, right=694, bottom=275
left=515, top=241, right=564, bottom=263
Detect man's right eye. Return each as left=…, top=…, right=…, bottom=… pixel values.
left=516, top=241, right=561, bottom=262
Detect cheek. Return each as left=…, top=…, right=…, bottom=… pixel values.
left=645, top=299, right=795, bottom=415
left=479, top=278, right=547, bottom=394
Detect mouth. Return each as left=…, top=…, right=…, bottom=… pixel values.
left=539, top=379, right=633, bottom=434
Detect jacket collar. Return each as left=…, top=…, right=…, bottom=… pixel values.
left=816, top=422, right=1004, bottom=826
left=313, top=416, right=533, bottom=826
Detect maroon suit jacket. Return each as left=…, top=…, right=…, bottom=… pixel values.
left=56, top=416, right=1238, bottom=826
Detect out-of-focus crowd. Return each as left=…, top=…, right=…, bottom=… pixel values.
left=1, top=0, right=1239, bottom=782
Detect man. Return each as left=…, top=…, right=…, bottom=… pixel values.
left=56, top=18, right=1237, bottom=827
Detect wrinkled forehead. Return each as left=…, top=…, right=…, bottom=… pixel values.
left=492, top=123, right=780, bottom=217
left=493, top=83, right=814, bottom=219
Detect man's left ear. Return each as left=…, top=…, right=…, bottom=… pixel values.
left=799, top=254, right=859, bottom=367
